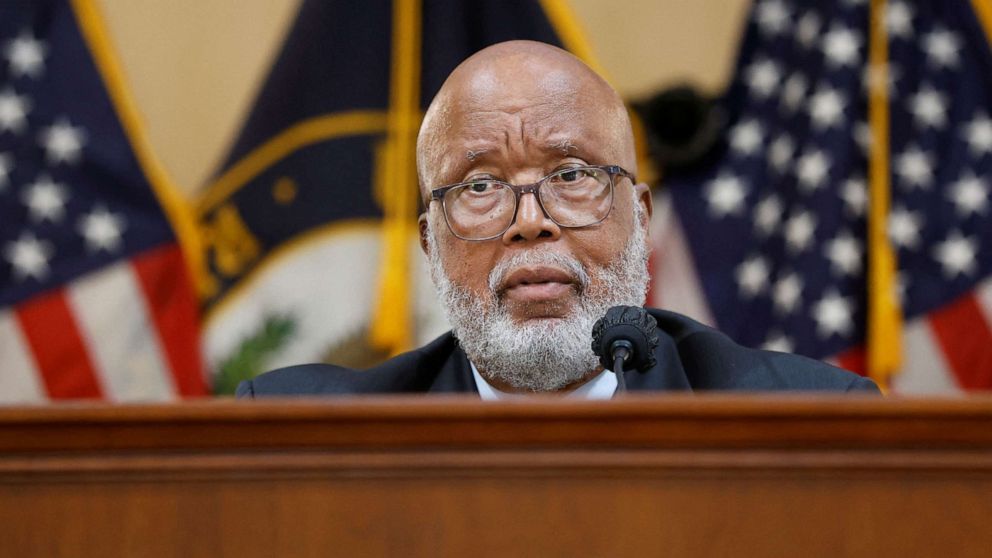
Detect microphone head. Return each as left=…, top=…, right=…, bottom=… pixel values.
left=590, top=306, right=660, bottom=372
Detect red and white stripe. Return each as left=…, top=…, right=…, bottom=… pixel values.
left=647, top=192, right=716, bottom=327
left=0, top=244, right=207, bottom=403
left=831, top=281, right=992, bottom=393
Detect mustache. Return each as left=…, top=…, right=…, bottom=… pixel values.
left=487, top=250, right=590, bottom=295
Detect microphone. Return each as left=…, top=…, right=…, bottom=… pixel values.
left=591, top=306, right=659, bottom=394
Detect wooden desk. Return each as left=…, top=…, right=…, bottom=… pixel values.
left=1, top=396, right=991, bottom=557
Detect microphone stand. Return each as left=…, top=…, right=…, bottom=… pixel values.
left=610, top=340, right=634, bottom=394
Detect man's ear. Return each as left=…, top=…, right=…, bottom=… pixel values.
left=418, top=212, right=430, bottom=255
left=634, top=182, right=653, bottom=225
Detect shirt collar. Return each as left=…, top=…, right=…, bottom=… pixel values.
left=470, top=361, right=617, bottom=400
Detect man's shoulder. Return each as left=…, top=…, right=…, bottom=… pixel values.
left=647, top=308, right=878, bottom=392
left=236, top=332, right=464, bottom=398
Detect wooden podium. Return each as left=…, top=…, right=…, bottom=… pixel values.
left=2, top=396, right=991, bottom=557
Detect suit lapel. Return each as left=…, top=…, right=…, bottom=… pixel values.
left=626, top=328, right=693, bottom=392
left=427, top=344, right=479, bottom=394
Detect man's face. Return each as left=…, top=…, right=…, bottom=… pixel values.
left=421, top=63, right=650, bottom=328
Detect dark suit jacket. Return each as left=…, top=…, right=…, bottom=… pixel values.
left=236, top=308, right=878, bottom=397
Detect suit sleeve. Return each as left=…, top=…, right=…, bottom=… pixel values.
left=235, top=380, right=256, bottom=399
left=845, top=375, right=882, bottom=393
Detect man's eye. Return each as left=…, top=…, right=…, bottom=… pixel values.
left=468, top=181, right=492, bottom=193
left=556, top=169, right=586, bottom=183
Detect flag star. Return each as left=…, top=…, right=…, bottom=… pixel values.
left=773, top=272, right=803, bottom=315
left=795, top=149, right=831, bottom=192
left=78, top=205, right=127, bottom=253
left=825, top=232, right=863, bottom=276
left=796, top=13, right=821, bottom=48
left=888, top=206, right=923, bottom=249
left=841, top=177, right=867, bottom=216
left=894, top=146, right=934, bottom=189
left=923, top=28, right=962, bottom=68
left=21, top=174, right=69, bottom=223
left=3, top=232, right=53, bottom=282
left=908, top=85, right=948, bottom=129
left=754, top=194, right=783, bottom=237
left=736, top=255, right=770, bottom=297
left=821, top=25, right=862, bottom=67
left=756, top=0, right=790, bottom=36
left=948, top=172, right=989, bottom=217
left=895, top=271, right=910, bottom=306
left=0, top=152, right=12, bottom=190
left=0, top=88, right=31, bottom=134
left=885, top=1, right=913, bottom=39
left=768, top=135, right=794, bottom=174
left=729, top=119, right=764, bottom=156
left=38, top=117, right=87, bottom=165
left=784, top=211, right=817, bottom=253
left=704, top=174, right=748, bottom=217
left=745, top=59, right=781, bottom=99
left=853, top=121, right=871, bottom=153
left=963, top=113, right=992, bottom=155
left=3, top=32, right=47, bottom=79
left=781, top=74, right=807, bottom=113
left=762, top=331, right=794, bottom=353
left=808, top=87, right=846, bottom=129
left=812, top=290, right=854, bottom=338
left=933, top=232, right=978, bottom=278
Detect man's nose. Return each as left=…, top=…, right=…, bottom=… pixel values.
left=501, top=192, right=561, bottom=244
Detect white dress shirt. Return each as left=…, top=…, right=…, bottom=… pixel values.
left=470, top=362, right=618, bottom=400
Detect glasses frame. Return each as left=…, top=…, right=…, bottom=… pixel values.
left=428, top=164, right=636, bottom=241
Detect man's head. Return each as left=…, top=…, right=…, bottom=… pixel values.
left=417, top=40, right=653, bottom=392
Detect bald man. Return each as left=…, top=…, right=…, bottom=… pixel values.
left=238, top=41, right=877, bottom=398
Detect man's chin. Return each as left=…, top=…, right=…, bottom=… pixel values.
left=504, top=303, right=578, bottom=326
left=509, top=316, right=568, bottom=330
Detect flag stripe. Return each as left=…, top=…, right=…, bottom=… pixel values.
left=831, top=316, right=965, bottom=393
left=15, top=289, right=104, bottom=399
left=891, top=319, right=961, bottom=394
left=650, top=194, right=716, bottom=326
left=0, top=311, right=46, bottom=403
left=928, top=292, right=992, bottom=390
left=132, top=244, right=208, bottom=397
left=978, top=280, right=992, bottom=325
left=834, top=347, right=865, bottom=376
left=67, top=260, right=176, bottom=401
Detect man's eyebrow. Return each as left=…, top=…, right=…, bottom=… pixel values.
left=466, top=149, right=488, bottom=161
left=462, top=140, right=578, bottom=164
left=548, top=139, right=578, bottom=155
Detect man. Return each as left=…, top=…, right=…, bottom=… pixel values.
left=237, top=41, right=877, bottom=398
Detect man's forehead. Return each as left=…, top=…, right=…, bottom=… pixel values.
left=424, top=94, right=622, bottom=186
left=445, top=94, right=604, bottom=149
left=417, top=41, right=633, bottom=188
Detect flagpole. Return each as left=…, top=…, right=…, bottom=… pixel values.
left=866, top=0, right=903, bottom=389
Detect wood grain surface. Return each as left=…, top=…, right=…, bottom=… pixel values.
left=2, top=395, right=991, bottom=557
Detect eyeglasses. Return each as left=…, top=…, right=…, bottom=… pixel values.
left=428, top=165, right=635, bottom=241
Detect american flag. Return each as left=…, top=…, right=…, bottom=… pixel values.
left=0, top=1, right=207, bottom=402
left=649, top=0, right=992, bottom=392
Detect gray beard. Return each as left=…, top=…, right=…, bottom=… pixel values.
left=426, top=201, right=650, bottom=392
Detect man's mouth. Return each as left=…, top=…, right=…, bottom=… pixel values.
left=500, top=266, right=578, bottom=302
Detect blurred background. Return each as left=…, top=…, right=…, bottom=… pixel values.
left=96, top=0, right=750, bottom=192
left=2, top=0, right=990, bottom=402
